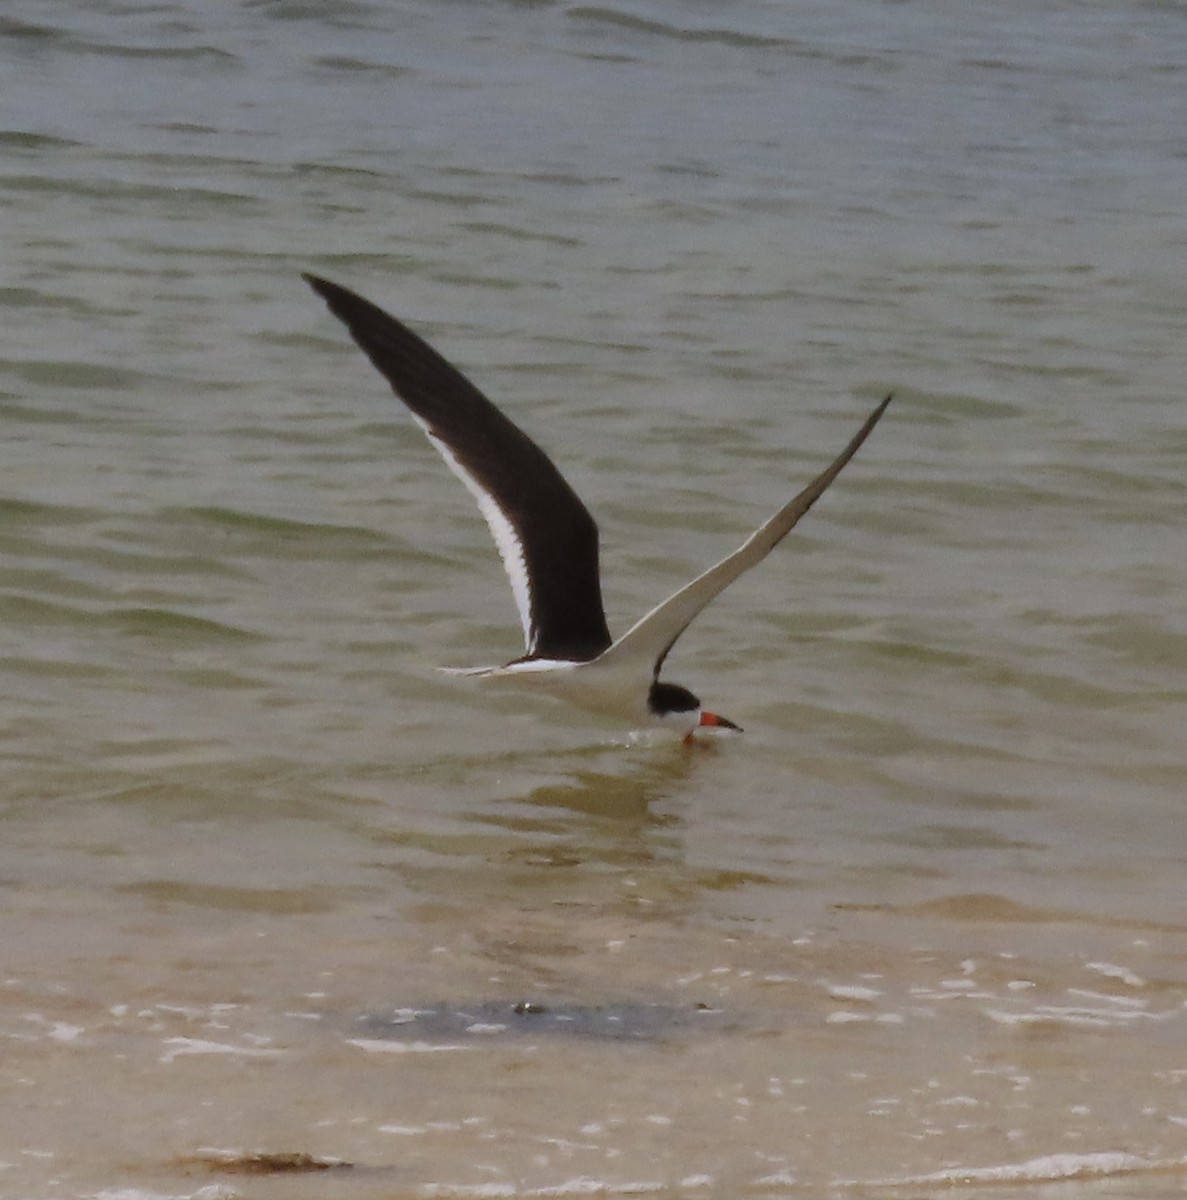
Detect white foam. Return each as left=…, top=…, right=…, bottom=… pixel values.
left=828, top=985, right=882, bottom=1002
left=159, top=1038, right=282, bottom=1065
left=755, top=1169, right=798, bottom=1187
left=1067, top=987, right=1147, bottom=1009
left=91, top=1187, right=235, bottom=1200
left=1086, top=961, right=1145, bottom=987
left=346, top=1038, right=473, bottom=1054
left=983, top=1001, right=1164, bottom=1028
left=420, top=1179, right=667, bottom=1197
left=850, top=1150, right=1187, bottom=1189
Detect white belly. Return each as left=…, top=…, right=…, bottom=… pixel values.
left=443, top=656, right=657, bottom=725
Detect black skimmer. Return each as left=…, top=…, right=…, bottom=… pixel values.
left=305, top=274, right=891, bottom=739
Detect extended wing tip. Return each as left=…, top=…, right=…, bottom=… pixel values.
left=303, top=272, right=337, bottom=300
left=843, top=391, right=894, bottom=457
left=869, top=391, right=894, bottom=423
left=303, top=274, right=382, bottom=337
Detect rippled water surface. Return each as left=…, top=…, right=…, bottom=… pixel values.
left=3, top=1, right=1186, bottom=1197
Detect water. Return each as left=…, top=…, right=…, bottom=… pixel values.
left=2, top=1, right=1186, bottom=1196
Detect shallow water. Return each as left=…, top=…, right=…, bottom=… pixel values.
left=2, top=1, right=1187, bottom=1197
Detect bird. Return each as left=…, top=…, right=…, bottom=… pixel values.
left=304, top=274, right=891, bottom=739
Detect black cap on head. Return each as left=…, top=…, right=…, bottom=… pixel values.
left=647, top=681, right=701, bottom=717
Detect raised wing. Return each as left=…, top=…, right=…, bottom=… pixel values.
left=305, top=275, right=613, bottom=662
left=595, top=394, right=892, bottom=677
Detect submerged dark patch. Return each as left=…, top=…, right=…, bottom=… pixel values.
left=182, top=1151, right=352, bottom=1175
left=356, top=1000, right=733, bottom=1043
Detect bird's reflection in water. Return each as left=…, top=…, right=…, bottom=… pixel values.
left=376, top=738, right=756, bottom=973
left=371, top=738, right=756, bottom=1004
left=468, top=737, right=703, bottom=870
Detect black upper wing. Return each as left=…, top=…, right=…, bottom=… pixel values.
left=305, top=275, right=612, bottom=662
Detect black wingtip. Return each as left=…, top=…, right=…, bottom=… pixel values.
left=854, top=391, right=894, bottom=444
left=303, top=272, right=339, bottom=303
left=303, top=274, right=393, bottom=343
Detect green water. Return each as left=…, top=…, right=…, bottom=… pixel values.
left=2, top=1, right=1186, bottom=1196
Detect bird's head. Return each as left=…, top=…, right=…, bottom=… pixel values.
left=647, top=680, right=742, bottom=741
